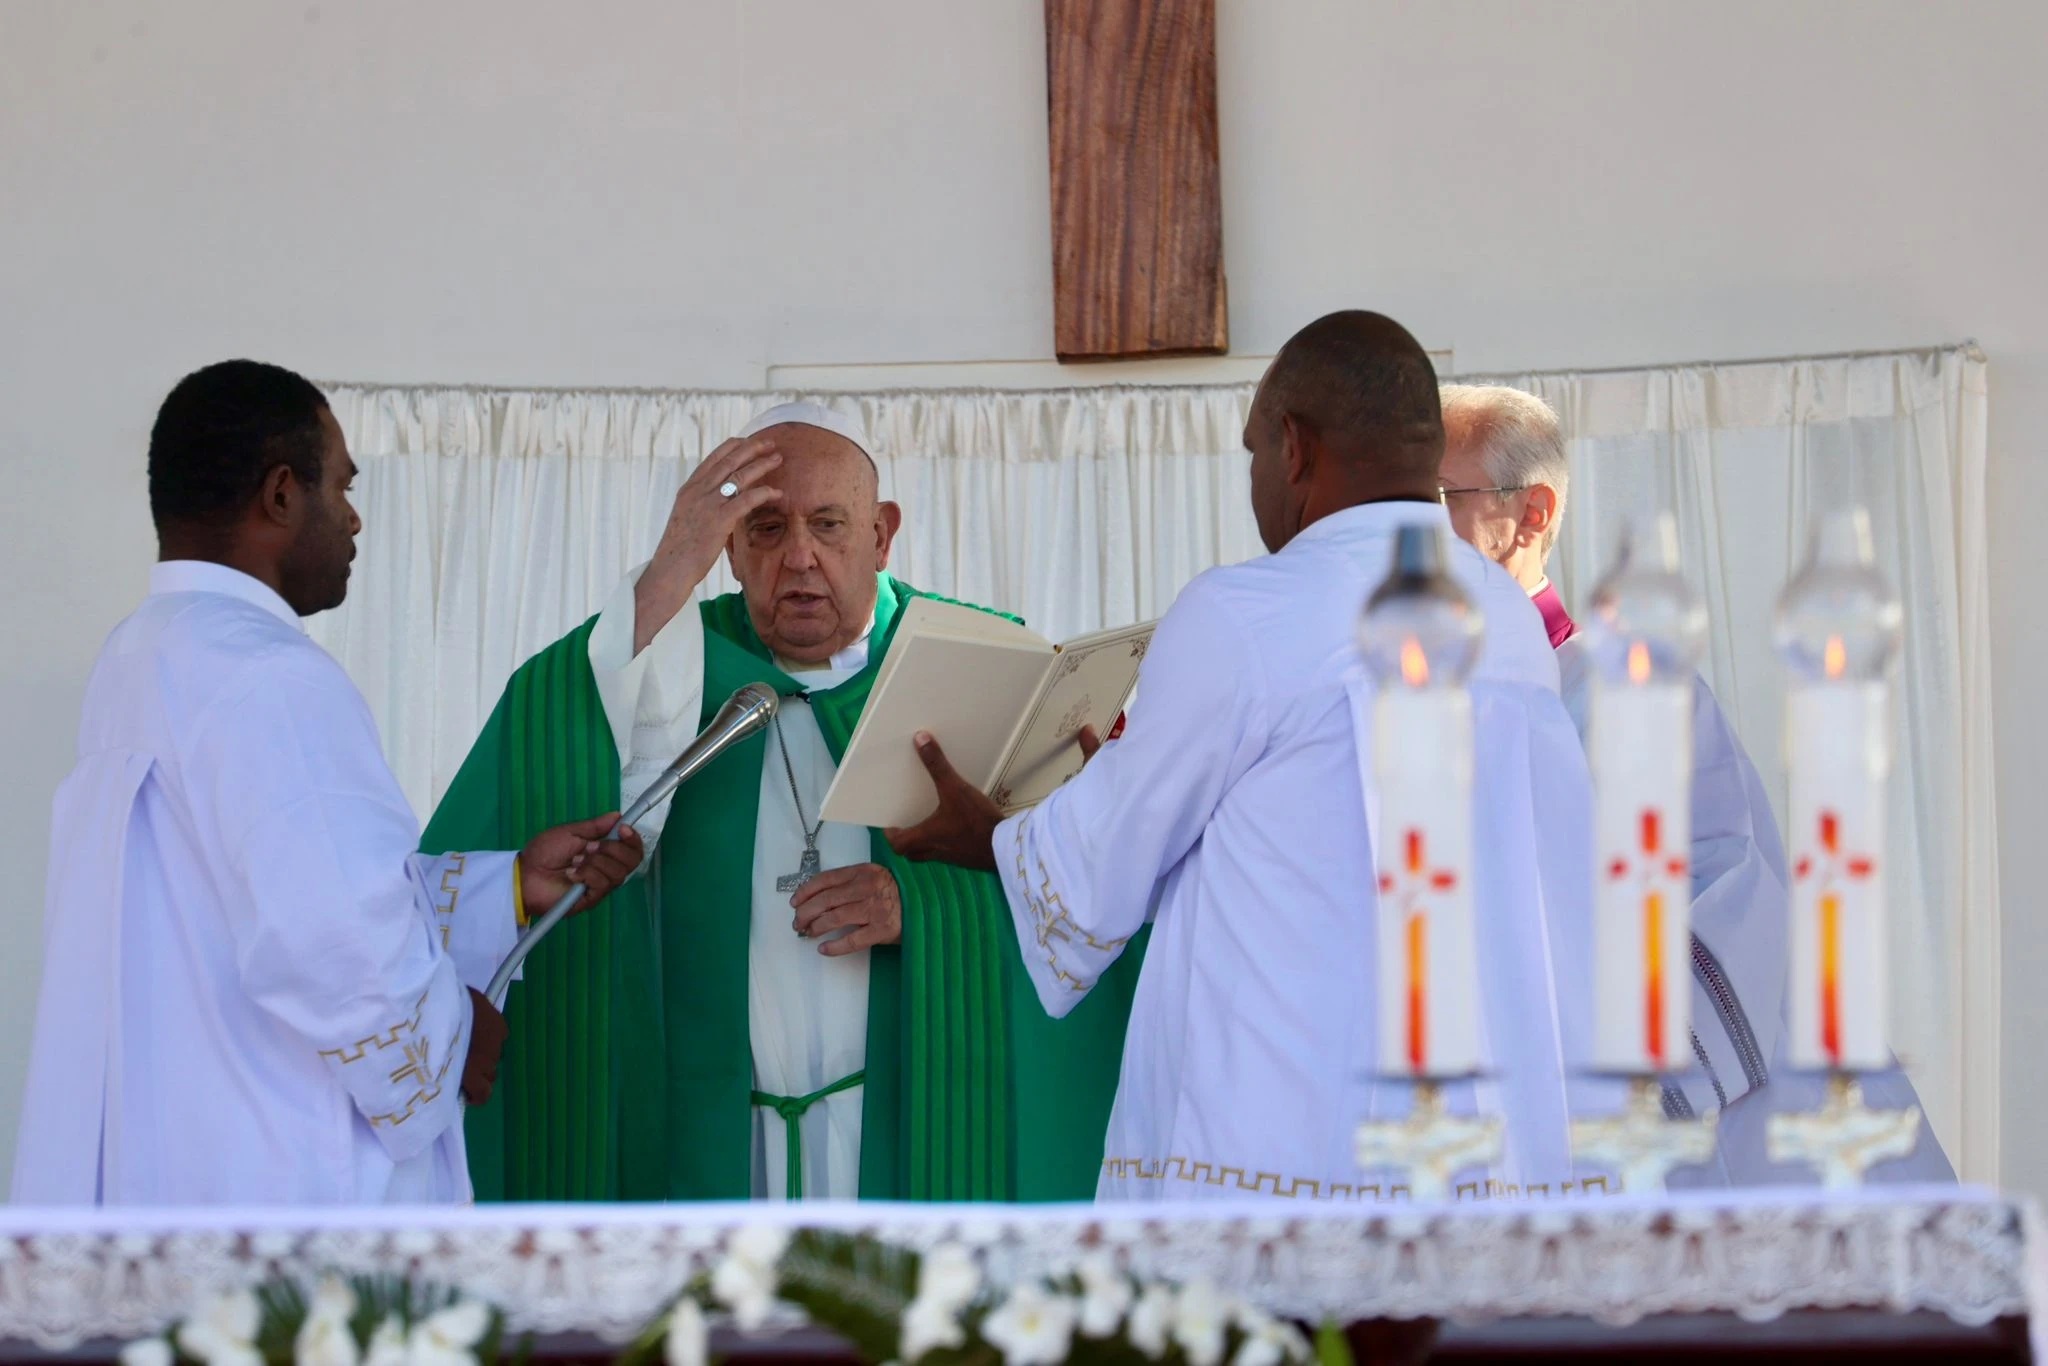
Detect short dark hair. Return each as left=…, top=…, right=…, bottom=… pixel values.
left=1262, top=310, right=1443, bottom=475
left=148, top=360, right=331, bottom=530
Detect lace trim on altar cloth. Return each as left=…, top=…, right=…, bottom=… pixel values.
left=0, top=1189, right=2035, bottom=1350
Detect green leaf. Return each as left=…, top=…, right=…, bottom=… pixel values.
left=1314, top=1319, right=1354, bottom=1366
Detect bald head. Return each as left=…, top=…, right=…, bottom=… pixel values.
left=1245, top=310, right=1445, bottom=551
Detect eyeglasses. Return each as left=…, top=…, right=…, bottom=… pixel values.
left=1438, top=484, right=1528, bottom=503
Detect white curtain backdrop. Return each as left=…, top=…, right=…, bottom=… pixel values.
left=314, top=343, right=1994, bottom=1180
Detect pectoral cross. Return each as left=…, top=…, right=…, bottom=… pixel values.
left=1354, top=1081, right=1504, bottom=1201
left=1570, top=1076, right=1718, bottom=1193
left=1767, top=1072, right=1923, bottom=1190
left=776, top=848, right=822, bottom=895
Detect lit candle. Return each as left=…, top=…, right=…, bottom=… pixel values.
left=1775, top=508, right=1902, bottom=1073
left=1358, top=523, right=1485, bottom=1078
left=1584, top=514, right=1706, bottom=1073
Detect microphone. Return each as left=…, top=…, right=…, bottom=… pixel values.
left=482, top=683, right=779, bottom=1008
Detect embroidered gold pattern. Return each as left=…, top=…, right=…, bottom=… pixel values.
left=434, top=853, right=468, bottom=950
left=1103, top=1154, right=1614, bottom=1202
left=1010, top=823, right=1128, bottom=994
left=366, top=1016, right=463, bottom=1129
left=318, top=992, right=430, bottom=1065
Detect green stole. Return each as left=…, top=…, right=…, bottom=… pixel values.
left=421, top=573, right=1145, bottom=1201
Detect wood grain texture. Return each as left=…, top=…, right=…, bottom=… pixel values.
left=1045, top=0, right=1227, bottom=361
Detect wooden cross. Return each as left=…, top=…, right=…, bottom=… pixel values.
left=1354, top=1082, right=1503, bottom=1201
left=1570, top=1077, right=1717, bottom=1194
left=1044, top=0, right=1227, bottom=360
left=1767, top=1073, right=1923, bottom=1190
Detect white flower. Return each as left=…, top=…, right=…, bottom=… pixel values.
left=307, top=1278, right=358, bottom=1324
left=1171, top=1281, right=1230, bottom=1366
left=1074, top=1252, right=1133, bottom=1337
left=979, top=1286, right=1077, bottom=1366
left=296, top=1281, right=361, bottom=1366
left=407, top=1300, right=491, bottom=1366
left=1126, top=1284, right=1174, bottom=1359
left=297, top=1311, right=359, bottom=1366
left=663, top=1299, right=707, bottom=1366
left=897, top=1295, right=966, bottom=1363
left=120, top=1338, right=174, bottom=1366
left=364, top=1318, right=407, bottom=1366
left=178, top=1289, right=263, bottom=1366
left=915, top=1244, right=981, bottom=1313
left=711, top=1225, right=790, bottom=1332
left=1229, top=1308, right=1309, bottom=1366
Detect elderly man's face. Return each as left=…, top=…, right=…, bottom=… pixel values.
left=1439, top=414, right=1524, bottom=567
left=728, top=423, right=899, bottom=665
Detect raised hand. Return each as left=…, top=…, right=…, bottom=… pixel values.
left=790, top=863, right=903, bottom=956
left=883, top=732, right=1003, bottom=872
left=519, top=813, right=646, bottom=916
left=635, top=434, right=784, bottom=652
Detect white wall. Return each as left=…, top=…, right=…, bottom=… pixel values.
left=3, top=0, right=2044, bottom=1193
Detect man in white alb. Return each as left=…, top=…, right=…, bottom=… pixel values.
left=11, top=361, right=643, bottom=1205
left=1437, top=382, right=1953, bottom=1183
left=891, top=312, right=1607, bottom=1200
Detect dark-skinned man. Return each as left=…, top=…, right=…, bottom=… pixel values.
left=13, top=360, right=642, bottom=1204
left=890, top=313, right=1609, bottom=1201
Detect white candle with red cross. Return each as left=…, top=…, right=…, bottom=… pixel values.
left=1590, top=665, right=1695, bottom=1072
left=1359, top=524, right=1485, bottom=1079
left=1775, top=509, right=1902, bottom=1073
left=1583, top=516, right=1706, bottom=1073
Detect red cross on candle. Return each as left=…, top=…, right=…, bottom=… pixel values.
left=1379, top=828, right=1459, bottom=1072
left=1602, top=808, right=1690, bottom=1069
left=1794, top=810, right=1877, bottom=1067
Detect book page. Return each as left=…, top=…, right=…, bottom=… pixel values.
left=986, top=619, right=1155, bottom=814
left=821, top=633, right=1054, bottom=828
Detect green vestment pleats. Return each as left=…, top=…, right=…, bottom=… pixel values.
left=420, top=574, right=1146, bottom=1201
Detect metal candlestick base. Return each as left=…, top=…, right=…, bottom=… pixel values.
left=1766, top=1071, right=1922, bottom=1190
left=1570, top=1075, right=1717, bottom=1193
left=1354, top=1081, right=1504, bottom=1201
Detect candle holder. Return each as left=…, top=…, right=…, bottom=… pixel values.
left=1764, top=507, right=1921, bottom=1186
left=1571, top=1076, right=1718, bottom=1193
left=1766, top=1072, right=1922, bottom=1190
left=1354, top=1081, right=1504, bottom=1201
left=1567, top=512, right=1717, bottom=1192
left=1353, top=524, right=1501, bottom=1198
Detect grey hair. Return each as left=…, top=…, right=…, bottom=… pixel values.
left=1438, top=384, right=1570, bottom=557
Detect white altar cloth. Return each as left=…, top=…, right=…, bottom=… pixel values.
left=0, top=1188, right=2036, bottom=1351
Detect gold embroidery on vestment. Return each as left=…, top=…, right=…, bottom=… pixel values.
left=319, top=992, right=430, bottom=1065
left=1010, top=823, right=1128, bottom=994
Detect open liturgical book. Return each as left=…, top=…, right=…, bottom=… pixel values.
left=819, top=599, right=1154, bottom=829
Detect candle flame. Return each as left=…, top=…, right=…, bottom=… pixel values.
left=1823, top=634, right=1847, bottom=680
left=1399, top=637, right=1430, bottom=687
left=1627, top=641, right=1652, bottom=685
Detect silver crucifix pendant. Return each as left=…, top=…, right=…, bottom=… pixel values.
left=777, top=847, right=823, bottom=895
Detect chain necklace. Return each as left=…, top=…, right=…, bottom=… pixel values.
left=771, top=704, right=826, bottom=894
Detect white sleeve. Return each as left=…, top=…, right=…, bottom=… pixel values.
left=408, top=850, right=522, bottom=995
left=996, top=573, right=1266, bottom=1018
left=187, top=646, right=520, bottom=1162
left=587, top=562, right=706, bottom=853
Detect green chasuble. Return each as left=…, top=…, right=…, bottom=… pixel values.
left=421, top=573, right=1147, bottom=1202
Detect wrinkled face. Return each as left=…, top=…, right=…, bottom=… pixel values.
left=1438, top=413, right=1522, bottom=568
left=728, top=423, right=898, bottom=665
left=279, top=407, right=361, bottom=616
